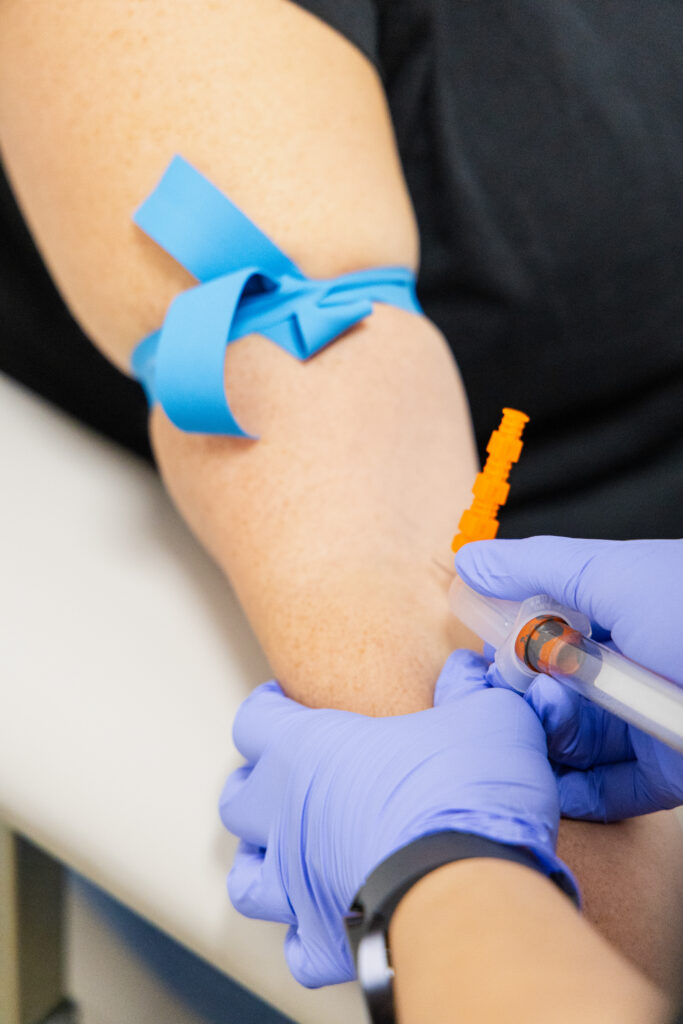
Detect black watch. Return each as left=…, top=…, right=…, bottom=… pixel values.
left=344, top=831, right=579, bottom=1024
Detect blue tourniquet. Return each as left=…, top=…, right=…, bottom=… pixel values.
left=130, top=156, right=422, bottom=437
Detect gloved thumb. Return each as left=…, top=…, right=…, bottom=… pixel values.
left=455, top=536, right=609, bottom=607
left=232, top=679, right=308, bottom=763
left=433, top=649, right=491, bottom=706
left=484, top=659, right=521, bottom=692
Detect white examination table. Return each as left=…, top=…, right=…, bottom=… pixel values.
left=0, top=373, right=368, bottom=1023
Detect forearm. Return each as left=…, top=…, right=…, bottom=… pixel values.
left=389, top=859, right=671, bottom=1024
left=150, top=303, right=479, bottom=712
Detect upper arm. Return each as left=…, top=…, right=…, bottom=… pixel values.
left=0, top=0, right=418, bottom=371
left=0, top=0, right=479, bottom=717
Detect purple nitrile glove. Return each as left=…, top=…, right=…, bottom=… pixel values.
left=219, top=650, right=574, bottom=988
left=456, top=537, right=683, bottom=821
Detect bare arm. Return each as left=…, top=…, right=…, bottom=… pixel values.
left=1, top=0, right=681, bottom=991
left=390, top=860, right=671, bottom=1024
left=0, top=0, right=478, bottom=713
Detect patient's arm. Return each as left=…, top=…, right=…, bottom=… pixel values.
left=0, top=0, right=681, bottom=991
left=0, top=0, right=479, bottom=713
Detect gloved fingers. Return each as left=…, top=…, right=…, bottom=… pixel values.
left=558, top=762, right=667, bottom=822
left=484, top=659, right=521, bottom=692
left=526, top=675, right=633, bottom=768
left=589, top=621, right=612, bottom=643
left=219, top=763, right=252, bottom=819
left=433, top=649, right=491, bottom=706
left=455, top=536, right=616, bottom=616
left=232, top=679, right=307, bottom=763
left=283, top=925, right=354, bottom=989
left=219, top=762, right=272, bottom=848
left=228, top=840, right=295, bottom=924
left=284, top=928, right=319, bottom=988
left=483, top=642, right=497, bottom=662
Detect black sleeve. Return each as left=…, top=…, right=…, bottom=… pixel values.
left=0, top=1, right=378, bottom=462
left=0, top=163, right=154, bottom=463
left=288, top=1, right=379, bottom=68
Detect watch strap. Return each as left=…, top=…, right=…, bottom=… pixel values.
left=345, top=830, right=579, bottom=1024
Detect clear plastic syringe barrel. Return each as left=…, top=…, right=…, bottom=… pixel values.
left=517, top=617, right=683, bottom=754
left=449, top=577, right=683, bottom=754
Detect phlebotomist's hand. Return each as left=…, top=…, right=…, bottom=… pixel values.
left=456, top=537, right=683, bottom=822
left=219, top=650, right=574, bottom=988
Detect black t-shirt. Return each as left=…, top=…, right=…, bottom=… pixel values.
left=2, top=0, right=682, bottom=537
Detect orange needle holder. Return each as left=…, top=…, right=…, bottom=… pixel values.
left=451, top=408, right=529, bottom=553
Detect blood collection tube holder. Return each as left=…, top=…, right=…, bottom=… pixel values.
left=449, top=576, right=683, bottom=754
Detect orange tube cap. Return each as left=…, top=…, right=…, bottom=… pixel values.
left=451, top=408, right=529, bottom=553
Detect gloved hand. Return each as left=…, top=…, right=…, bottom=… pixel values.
left=219, top=650, right=574, bottom=988
left=456, top=537, right=683, bottom=821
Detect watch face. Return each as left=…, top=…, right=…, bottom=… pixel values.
left=356, top=930, right=396, bottom=1024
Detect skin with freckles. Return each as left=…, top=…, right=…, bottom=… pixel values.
left=0, top=0, right=681, bottom=992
